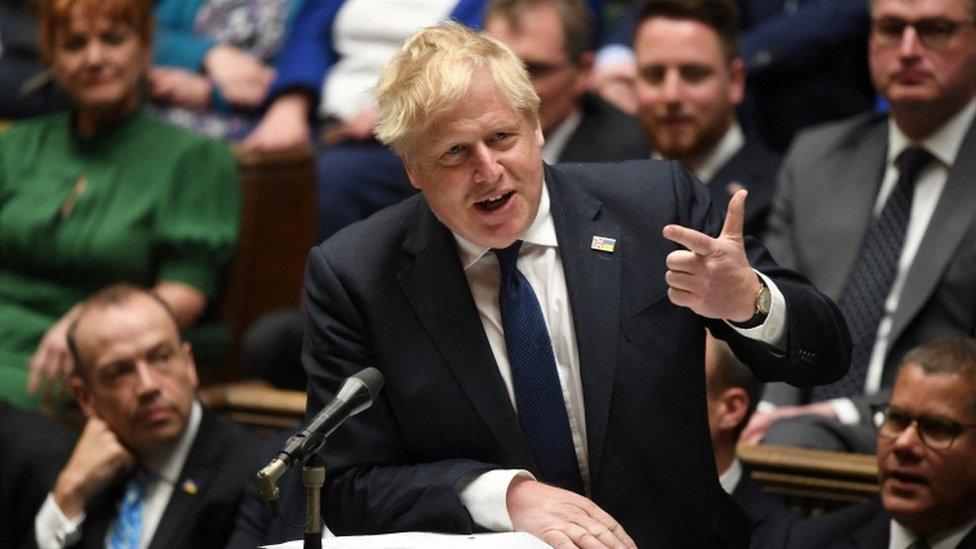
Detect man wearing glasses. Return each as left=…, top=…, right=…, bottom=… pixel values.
left=786, top=337, right=976, bottom=548
left=747, top=0, right=976, bottom=453
left=483, top=0, right=650, bottom=164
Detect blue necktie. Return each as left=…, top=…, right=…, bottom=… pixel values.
left=813, top=147, right=934, bottom=400
left=495, top=241, right=584, bottom=494
left=109, top=469, right=147, bottom=549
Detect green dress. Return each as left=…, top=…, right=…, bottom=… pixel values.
left=0, top=107, right=241, bottom=409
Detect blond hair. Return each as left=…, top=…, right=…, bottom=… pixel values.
left=374, top=22, right=540, bottom=157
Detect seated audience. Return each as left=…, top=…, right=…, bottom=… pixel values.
left=0, top=399, right=77, bottom=548
left=705, top=333, right=797, bottom=547
left=595, top=0, right=875, bottom=151
left=243, top=0, right=486, bottom=240
left=632, top=0, right=779, bottom=239
left=746, top=0, right=976, bottom=453
left=34, top=285, right=257, bottom=549
left=785, top=338, right=976, bottom=548
left=484, top=0, right=649, bottom=164
left=149, top=0, right=303, bottom=140
left=0, top=0, right=241, bottom=409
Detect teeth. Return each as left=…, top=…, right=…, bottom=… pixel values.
left=482, top=193, right=507, bottom=204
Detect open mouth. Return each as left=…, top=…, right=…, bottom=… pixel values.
left=475, top=191, right=515, bottom=212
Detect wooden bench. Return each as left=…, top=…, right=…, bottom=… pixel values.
left=202, top=146, right=317, bottom=382
left=738, top=442, right=879, bottom=515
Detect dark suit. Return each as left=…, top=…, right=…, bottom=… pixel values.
left=785, top=499, right=976, bottom=549
left=35, top=409, right=257, bottom=549
left=764, top=111, right=976, bottom=423
left=732, top=467, right=796, bottom=548
left=302, top=159, right=850, bottom=546
left=708, top=137, right=781, bottom=241
left=558, top=93, right=651, bottom=164
left=0, top=401, right=77, bottom=549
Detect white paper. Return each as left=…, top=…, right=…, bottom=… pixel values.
left=263, top=531, right=549, bottom=549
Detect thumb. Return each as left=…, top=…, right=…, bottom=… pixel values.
left=720, top=189, right=747, bottom=240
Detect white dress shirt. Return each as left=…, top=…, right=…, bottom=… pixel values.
left=454, top=180, right=787, bottom=530
left=650, top=123, right=744, bottom=185
left=718, top=458, right=744, bottom=496
left=540, top=110, right=583, bottom=165
left=889, top=515, right=976, bottom=549
left=829, top=99, right=976, bottom=424
left=35, top=401, right=203, bottom=549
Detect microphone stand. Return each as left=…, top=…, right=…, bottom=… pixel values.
left=302, top=451, right=325, bottom=549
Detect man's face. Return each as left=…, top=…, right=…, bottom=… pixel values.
left=877, top=364, right=976, bottom=536
left=403, top=69, right=545, bottom=249
left=870, top=0, right=976, bottom=114
left=633, top=17, right=743, bottom=164
left=72, top=295, right=198, bottom=459
left=485, top=5, right=590, bottom=135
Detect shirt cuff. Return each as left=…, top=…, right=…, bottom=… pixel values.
left=756, top=400, right=777, bottom=413
left=830, top=398, right=861, bottom=425
left=456, top=469, right=534, bottom=532
left=35, top=493, right=85, bottom=549
left=726, top=271, right=787, bottom=350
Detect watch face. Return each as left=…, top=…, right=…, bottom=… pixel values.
left=758, top=286, right=772, bottom=315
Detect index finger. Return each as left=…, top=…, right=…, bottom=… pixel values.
left=662, top=224, right=718, bottom=257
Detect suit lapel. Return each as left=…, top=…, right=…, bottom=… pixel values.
left=396, top=204, right=533, bottom=465
left=889, top=118, right=976, bottom=343
left=819, top=120, right=889, bottom=298
left=147, top=411, right=218, bottom=549
left=849, top=501, right=890, bottom=549
left=545, top=165, right=622, bottom=484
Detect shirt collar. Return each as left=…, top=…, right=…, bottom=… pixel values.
left=693, top=122, right=745, bottom=183
left=890, top=515, right=976, bottom=549
left=541, top=110, right=583, bottom=165
left=718, top=457, right=743, bottom=495
left=454, top=178, right=559, bottom=270
left=887, top=98, right=976, bottom=168
left=143, top=400, right=203, bottom=483
left=651, top=122, right=744, bottom=183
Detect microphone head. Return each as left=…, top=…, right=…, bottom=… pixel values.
left=352, top=367, right=384, bottom=400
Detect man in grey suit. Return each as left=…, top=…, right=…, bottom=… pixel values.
left=744, top=0, right=976, bottom=452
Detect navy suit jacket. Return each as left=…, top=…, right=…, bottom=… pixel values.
left=33, top=409, right=257, bottom=549
left=785, top=499, right=976, bottom=549
left=302, top=159, right=850, bottom=547
left=708, top=137, right=781, bottom=241
left=732, top=468, right=797, bottom=548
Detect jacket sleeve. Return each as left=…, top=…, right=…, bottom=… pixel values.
left=302, top=246, right=497, bottom=535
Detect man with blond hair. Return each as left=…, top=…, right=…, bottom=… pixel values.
left=302, top=22, right=849, bottom=547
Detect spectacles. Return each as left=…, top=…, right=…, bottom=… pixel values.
left=871, top=16, right=976, bottom=49
left=871, top=403, right=976, bottom=450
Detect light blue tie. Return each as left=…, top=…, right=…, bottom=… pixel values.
left=109, top=469, right=147, bottom=549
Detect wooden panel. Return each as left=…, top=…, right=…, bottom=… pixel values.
left=209, top=146, right=317, bottom=381
left=198, top=381, right=306, bottom=432
left=738, top=443, right=879, bottom=515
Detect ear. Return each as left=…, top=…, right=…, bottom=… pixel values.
left=401, top=155, right=423, bottom=191
left=535, top=120, right=545, bottom=148
left=70, top=375, right=98, bottom=419
left=717, top=387, right=749, bottom=432
left=181, top=341, right=199, bottom=390
left=728, top=57, right=746, bottom=107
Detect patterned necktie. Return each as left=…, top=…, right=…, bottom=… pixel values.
left=813, top=147, right=935, bottom=401
left=495, top=241, right=584, bottom=494
left=109, top=469, right=148, bottom=549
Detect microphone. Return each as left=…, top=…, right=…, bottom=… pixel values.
left=257, top=367, right=384, bottom=504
